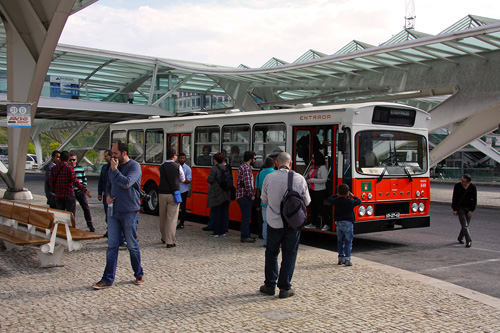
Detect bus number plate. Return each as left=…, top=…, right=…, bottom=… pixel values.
left=386, top=212, right=400, bottom=219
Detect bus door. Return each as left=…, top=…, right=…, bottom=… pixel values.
left=167, top=133, right=192, bottom=211
left=293, top=125, right=337, bottom=192
left=167, top=133, right=191, bottom=158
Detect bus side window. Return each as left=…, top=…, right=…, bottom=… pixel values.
left=111, top=130, right=126, bottom=145
left=145, top=129, right=163, bottom=164
left=223, top=124, right=250, bottom=168
left=195, top=126, right=219, bottom=166
left=253, top=123, right=286, bottom=169
left=128, top=130, right=144, bottom=162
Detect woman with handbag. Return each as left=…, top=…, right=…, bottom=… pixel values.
left=158, top=148, right=185, bottom=248
left=207, top=152, right=232, bottom=237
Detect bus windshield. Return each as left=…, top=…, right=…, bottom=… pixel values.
left=355, top=130, right=428, bottom=176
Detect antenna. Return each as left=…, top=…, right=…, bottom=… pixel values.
left=405, top=0, right=416, bottom=30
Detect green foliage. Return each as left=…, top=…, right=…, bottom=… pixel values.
left=0, top=127, right=6, bottom=144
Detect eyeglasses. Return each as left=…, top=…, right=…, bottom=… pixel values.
left=69, top=159, right=76, bottom=161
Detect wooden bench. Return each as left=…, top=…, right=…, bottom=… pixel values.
left=0, top=199, right=102, bottom=267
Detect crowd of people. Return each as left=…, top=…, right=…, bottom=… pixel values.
left=42, top=143, right=478, bottom=298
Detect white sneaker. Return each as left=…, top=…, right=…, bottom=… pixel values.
left=321, top=225, right=330, bottom=231
left=303, top=224, right=316, bottom=229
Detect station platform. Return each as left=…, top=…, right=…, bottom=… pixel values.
left=1, top=187, right=500, bottom=331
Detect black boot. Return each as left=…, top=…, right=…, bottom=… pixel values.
left=88, top=222, right=95, bottom=233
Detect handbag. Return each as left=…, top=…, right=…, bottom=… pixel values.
left=173, top=190, right=182, bottom=204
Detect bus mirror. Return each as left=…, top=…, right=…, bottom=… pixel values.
left=338, top=132, right=346, bottom=153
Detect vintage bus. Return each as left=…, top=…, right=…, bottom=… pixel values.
left=109, top=102, right=431, bottom=234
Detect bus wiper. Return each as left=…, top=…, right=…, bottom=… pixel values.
left=404, top=166, right=413, bottom=182
left=377, top=167, right=387, bottom=183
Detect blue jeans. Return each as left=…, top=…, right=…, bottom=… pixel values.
left=237, top=196, right=252, bottom=238
left=261, top=206, right=268, bottom=245
left=102, top=212, right=143, bottom=285
left=336, top=220, right=354, bottom=260
left=265, top=225, right=301, bottom=291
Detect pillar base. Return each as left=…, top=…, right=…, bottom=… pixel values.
left=3, top=189, right=33, bottom=200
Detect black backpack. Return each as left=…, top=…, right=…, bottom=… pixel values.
left=217, top=164, right=236, bottom=201
left=280, top=171, right=307, bottom=229
left=217, top=164, right=232, bottom=190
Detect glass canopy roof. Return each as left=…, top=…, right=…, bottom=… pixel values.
left=0, top=14, right=499, bottom=112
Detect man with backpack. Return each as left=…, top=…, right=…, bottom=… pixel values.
left=259, top=152, right=310, bottom=298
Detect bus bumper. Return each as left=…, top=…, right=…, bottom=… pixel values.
left=353, top=216, right=430, bottom=235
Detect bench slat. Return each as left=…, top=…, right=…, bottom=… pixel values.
left=28, top=210, right=55, bottom=230
left=0, top=225, right=50, bottom=245
left=11, top=205, right=30, bottom=223
left=55, top=224, right=103, bottom=241
left=0, top=202, right=13, bottom=218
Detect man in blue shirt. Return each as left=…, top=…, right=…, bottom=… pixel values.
left=177, top=152, right=192, bottom=229
left=93, top=140, right=144, bottom=289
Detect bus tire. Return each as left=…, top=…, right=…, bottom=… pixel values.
left=143, top=183, right=159, bottom=216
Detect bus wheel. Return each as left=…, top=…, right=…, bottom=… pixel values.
left=143, top=183, right=159, bottom=215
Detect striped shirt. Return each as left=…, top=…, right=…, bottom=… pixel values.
left=73, top=165, right=88, bottom=193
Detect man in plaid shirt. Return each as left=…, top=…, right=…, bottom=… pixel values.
left=49, top=151, right=91, bottom=219
left=236, top=150, right=257, bottom=243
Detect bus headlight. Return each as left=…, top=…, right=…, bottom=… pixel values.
left=415, top=191, right=421, bottom=197
left=367, top=193, right=373, bottom=199
left=418, top=202, right=425, bottom=212
left=362, top=193, right=366, bottom=200
left=358, top=206, right=366, bottom=217
left=411, top=203, right=418, bottom=212
left=366, top=205, right=373, bottom=216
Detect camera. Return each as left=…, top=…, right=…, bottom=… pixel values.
left=139, top=190, right=151, bottom=203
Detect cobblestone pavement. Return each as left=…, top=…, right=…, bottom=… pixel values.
left=1, top=192, right=500, bottom=332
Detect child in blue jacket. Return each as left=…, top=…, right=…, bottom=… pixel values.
left=328, top=184, right=361, bottom=266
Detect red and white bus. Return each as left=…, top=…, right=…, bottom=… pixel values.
left=109, top=102, right=431, bottom=234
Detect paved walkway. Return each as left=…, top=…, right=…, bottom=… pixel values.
left=1, top=186, right=500, bottom=331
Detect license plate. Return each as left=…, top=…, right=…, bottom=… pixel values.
left=386, top=212, right=400, bottom=219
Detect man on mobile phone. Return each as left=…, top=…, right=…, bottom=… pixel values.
left=92, top=141, right=144, bottom=289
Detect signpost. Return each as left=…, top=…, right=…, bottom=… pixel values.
left=7, top=104, right=31, bottom=128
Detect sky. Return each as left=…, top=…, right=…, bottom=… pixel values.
left=59, top=0, right=500, bottom=68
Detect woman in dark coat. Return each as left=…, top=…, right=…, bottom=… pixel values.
left=207, top=152, right=231, bottom=237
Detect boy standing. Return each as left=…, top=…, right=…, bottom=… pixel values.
left=328, top=184, right=361, bottom=266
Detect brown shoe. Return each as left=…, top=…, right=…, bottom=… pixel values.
left=259, top=284, right=275, bottom=296
left=279, top=288, right=295, bottom=299
left=92, top=280, right=112, bottom=290
left=135, top=276, right=145, bottom=285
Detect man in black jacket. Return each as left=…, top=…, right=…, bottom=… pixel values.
left=452, top=174, right=477, bottom=248
left=158, top=148, right=185, bottom=248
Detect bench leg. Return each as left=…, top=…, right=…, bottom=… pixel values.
left=3, top=240, right=22, bottom=251
left=36, top=245, right=64, bottom=268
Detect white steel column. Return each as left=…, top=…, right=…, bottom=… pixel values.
left=0, top=0, right=77, bottom=199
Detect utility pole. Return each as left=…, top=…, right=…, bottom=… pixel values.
left=405, top=0, right=416, bottom=30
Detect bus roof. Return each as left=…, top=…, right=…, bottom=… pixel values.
left=111, top=102, right=427, bottom=127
